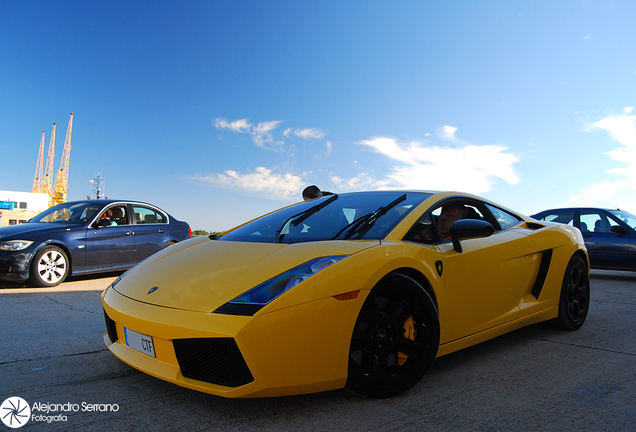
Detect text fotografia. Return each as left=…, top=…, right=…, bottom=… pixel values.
left=1, top=397, right=120, bottom=428
left=32, top=402, right=120, bottom=413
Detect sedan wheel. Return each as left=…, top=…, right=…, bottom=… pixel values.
left=555, top=255, right=590, bottom=330
left=31, top=246, right=69, bottom=287
left=346, top=273, right=440, bottom=398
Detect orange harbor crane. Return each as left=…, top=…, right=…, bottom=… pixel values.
left=51, top=112, right=73, bottom=206
left=31, top=131, right=45, bottom=193
left=40, top=122, right=57, bottom=200
left=31, top=112, right=74, bottom=207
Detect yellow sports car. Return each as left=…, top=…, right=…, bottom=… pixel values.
left=102, top=191, right=589, bottom=398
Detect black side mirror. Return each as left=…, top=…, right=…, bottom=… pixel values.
left=611, top=225, right=629, bottom=236
left=94, top=219, right=112, bottom=229
left=450, top=219, right=495, bottom=253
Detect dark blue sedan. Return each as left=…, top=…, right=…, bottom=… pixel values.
left=0, top=200, right=192, bottom=287
left=531, top=207, right=636, bottom=271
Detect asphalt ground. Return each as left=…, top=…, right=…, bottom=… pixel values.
left=1, top=270, right=635, bottom=431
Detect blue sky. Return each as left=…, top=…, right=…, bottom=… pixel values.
left=1, top=1, right=635, bottom=231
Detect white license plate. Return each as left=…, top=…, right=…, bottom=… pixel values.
left=124, top=328, right=156, bottom=358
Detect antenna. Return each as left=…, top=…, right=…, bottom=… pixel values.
left=581, top=197, right=620, bottom=210
left=90, top=173, right=105, bottom=199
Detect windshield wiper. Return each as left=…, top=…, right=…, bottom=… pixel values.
left=332, top=194, right=407, bottom=240
left=275, top=194, right=339, bottom=243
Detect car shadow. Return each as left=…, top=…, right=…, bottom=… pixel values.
left=590, top=269, right=636, bottom=282
left=0, top=270, right=127, bottom=289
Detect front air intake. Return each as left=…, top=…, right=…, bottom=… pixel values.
left=173, top=338, right=254, bottom=387
left=103, top=309, right=118, bottom=344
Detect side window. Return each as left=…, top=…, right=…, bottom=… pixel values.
left=485, top=204, right=521, bottom=230
left=99, top=206, right=127, bottom=226
left=109, top=206, right=128, bottom=225
left=133, top=206, right=167, bottom=224
left=405, top=201, right=485, bottom=244
left=609, top=211, right=636, bottom=230
left=534, top=209, right=575, bottom=226
left=581, top=211, right=618, bottom=233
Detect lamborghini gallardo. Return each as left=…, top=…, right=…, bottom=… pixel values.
left=102, top=191, right=589, bottom=398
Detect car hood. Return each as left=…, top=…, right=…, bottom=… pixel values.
left=112, top=236, right=379, bottom=313
left=0, top=222, right=79, bottom=240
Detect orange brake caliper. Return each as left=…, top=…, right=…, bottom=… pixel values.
left=398, top=315, right=416, bottom=366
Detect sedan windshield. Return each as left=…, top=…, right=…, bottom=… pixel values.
left=220, top=192, right=431, bottom=244
left=30, top=202, right=101, bottom=224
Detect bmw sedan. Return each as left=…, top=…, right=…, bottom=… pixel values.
left=0, top=200, right=192, bottom=287
left=532, top=207, right=636, bottom=271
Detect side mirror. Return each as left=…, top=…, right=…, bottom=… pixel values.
left=450, top=219, right=495, bottom=253
left=611, top=225, right=629, bottom=236
left=94, top=219, right=112, bottom=229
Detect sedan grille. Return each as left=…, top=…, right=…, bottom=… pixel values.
left=173, top=338, right=254, bottom=387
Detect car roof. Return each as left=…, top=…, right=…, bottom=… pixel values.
left=65, top=199, right=150, bottom=205
left=535, top=207, right=619, bottom=213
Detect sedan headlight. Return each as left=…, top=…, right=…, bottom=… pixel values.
left=214, top=256, right=349, bottom=316
left=0, top=240, right=34, bottom=251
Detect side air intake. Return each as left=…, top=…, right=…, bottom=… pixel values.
left=531, top=250, right=553, bottom=299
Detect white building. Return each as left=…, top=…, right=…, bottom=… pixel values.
left=0, top=190, right=50, bottom=226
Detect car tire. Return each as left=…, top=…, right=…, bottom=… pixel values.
left=553, top=255, right=590, bottom=330
left=30, top=246, right=70, bottom=287
left=346, top=273, right=440, bottom=398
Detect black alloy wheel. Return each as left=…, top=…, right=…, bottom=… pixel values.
left=346, top=273, right=440, bottom=398
left=556, top=255, right=590, bottom=330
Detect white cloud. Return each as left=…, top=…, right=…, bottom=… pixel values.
left=567, top=108, right=636, bottom=211
left=332, top=173, right=390, bottom=191
left=565, top=180, right=630, bottom=208
left=190, top=167, right=304, bottom=200
left=349, top=131, right=519, bottom=194
left=254, top=121, right=283, bottom=135
left=439, top=125, right=460, bottom=142
left=215, top=118, right=285, bottom=150
left=283, top=128, right=327, bottom=140
left=595, top=111, right=636, bottom=148
left=593, top=109, right=636, bottom=191
left=215, top=118, right=328, bottom=151
left=214, top=118, right=251, bottom=133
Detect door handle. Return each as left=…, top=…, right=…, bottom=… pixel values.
left=158, top=229, right=165, bottom=233
left=125, top=231, right=134, bottom=236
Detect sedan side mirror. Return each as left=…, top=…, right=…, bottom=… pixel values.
left=94, top=219, right=113, bottom=229
left=611, top=225, right=629, bottom=236
left=450, top=219, right=495, bottom=253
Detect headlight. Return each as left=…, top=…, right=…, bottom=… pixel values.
left=214, top=255, right=349, bottom=316
left=0, top=240, right=34, bottom=251
left=110, top=270, right=129, bottom=290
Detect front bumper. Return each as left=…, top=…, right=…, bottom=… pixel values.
left=0, top=250, right=34, bottom=282
left=102, top=285, right=367, bottom=398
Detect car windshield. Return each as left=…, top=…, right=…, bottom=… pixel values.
left=219, top=192, right=431, bottom=244
left=609, top=210, right=636, bottom=230
left=30, top=202, right=101, bottom=224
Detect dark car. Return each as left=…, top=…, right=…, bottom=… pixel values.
left=0, top=200, right=192, bottom=287
left=531, top=207, right=636, bottom=271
